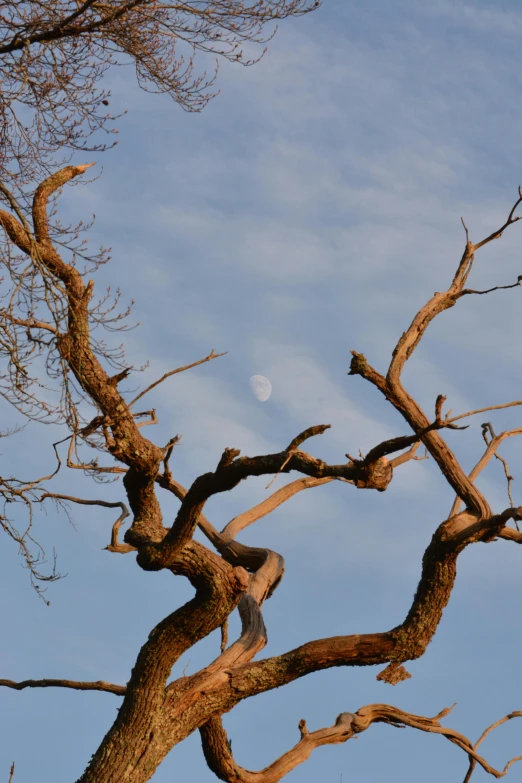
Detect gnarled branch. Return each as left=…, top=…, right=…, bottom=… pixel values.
left=200, top=704, right=522, bottom=783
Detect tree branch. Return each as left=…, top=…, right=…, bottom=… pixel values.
left=222, top=476, right=335, bottom=540
left=200, top=704, right=522, bottom=783
left=185, top=506, right=522, bottom=713
left=200, top=712, right=355, bottom=783
left=462, top=276, right=522, bottom=297
left=447, top=400, right=522, bottom=425
left=470, top=190, right=522, bottom=252
left=350, top=351, right=491, bottom=519
left=463, top=711, right=522, bottom=783
left=157, top=473, right=281, bottom=670
left=40, top=493, right=134, bottom=552
left=128, top=349, right=227, bottom=408
left=0, top=678, right=126, bottom=696
left=348, top=193, right=522, bottom=522
left=449, top=428, right=522, bottom=517
left=141, top=426, right=395, bottom=571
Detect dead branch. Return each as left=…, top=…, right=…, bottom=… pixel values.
left=143, top=427, right=397, bottom=572
left=447, top=399, right=522, bottom=425
left=200, top=704, right=522, bottom=783
left=348, top=190, right=522, bottom=523
left=462, top=276, right=522, bottom=296
left=0, top=678, right=126, bottom=696
left=134, top=409, right=158, bottom=428
left=450, top=428, right=522, bottom=517
left=350, top=350, right=490, bottom=519
left=266, top=425, right=331, bottom=488
left=480, top=424, right=517, bottom=511
left=129, top=350, right=227, bottom=408
left=65, top=431, right=127, bottom=475
left=495, top=451, right=515, bottom=508
left=40, top=493, right=129, bottom=514
left=360, top=395, right=468, bottom=467
left=471, top=189, right=522, bottom=251
left=389, top=441, right=426, bottom=468
left=463, top=711, right=522, bottom=783
left=40, top=493, right=133, bottom=553
left=200, top=712, right=356, bottom=783
left=222, top=476, right=335, bottom=540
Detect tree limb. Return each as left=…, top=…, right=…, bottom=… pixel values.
left=0, top=678, right=126, bottom=696
left=200, top=712, right=355, bottom=783
left=200, top=704, right=522, bottom=783
left=182, top=506, right=522, bottom=714
left=141, top=427, right=394, bottom=571
left=222, top=476, right=335, bottom=540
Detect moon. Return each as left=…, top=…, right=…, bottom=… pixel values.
left=249, top=375, right=272, bottom=402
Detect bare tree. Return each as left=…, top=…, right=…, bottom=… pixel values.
left=1, top=165, right=522, bottom=781
left=0, top=0, right=319, bottom=197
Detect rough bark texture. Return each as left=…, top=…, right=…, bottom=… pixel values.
left=1, top=169, right=522, bottom=782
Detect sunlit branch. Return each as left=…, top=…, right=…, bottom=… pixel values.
left=200, top=704, right=522, bottom=783
left=222, top=476, right=335, bottom=540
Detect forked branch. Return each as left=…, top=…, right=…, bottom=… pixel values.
left=200, top=704, right=522, bottom=783
left=449, top=427, right=522, bottom=517
left=142, top=424, right=398, bottom=570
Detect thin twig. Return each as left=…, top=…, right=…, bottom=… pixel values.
left=129, top=349, right=227, bottom=408
left=448, top=400, right=522, bottom=425
left=472, top=190, right=522, bottom=252
left=40, top=494, right=132, bottom=552
left=0, top=678, right=125, bottom=696
left=463, top=711, right=522, bottom=783
left=450, top=427, right=522, bottom=517
left=265, top=452, right=293, bottom=490
left=481, top=424, right=517, bottom=513
left=462, top=276, right=522, bottom=297
left=40, top=493, right=128, bottom=511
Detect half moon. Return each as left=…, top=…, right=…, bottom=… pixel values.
left=249, top=375, right=272, bottom=402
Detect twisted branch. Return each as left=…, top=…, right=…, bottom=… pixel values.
left=200, top=704, right=522, bottom=783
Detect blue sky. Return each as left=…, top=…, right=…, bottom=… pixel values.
left=2, top=1, right=522, bottom=780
